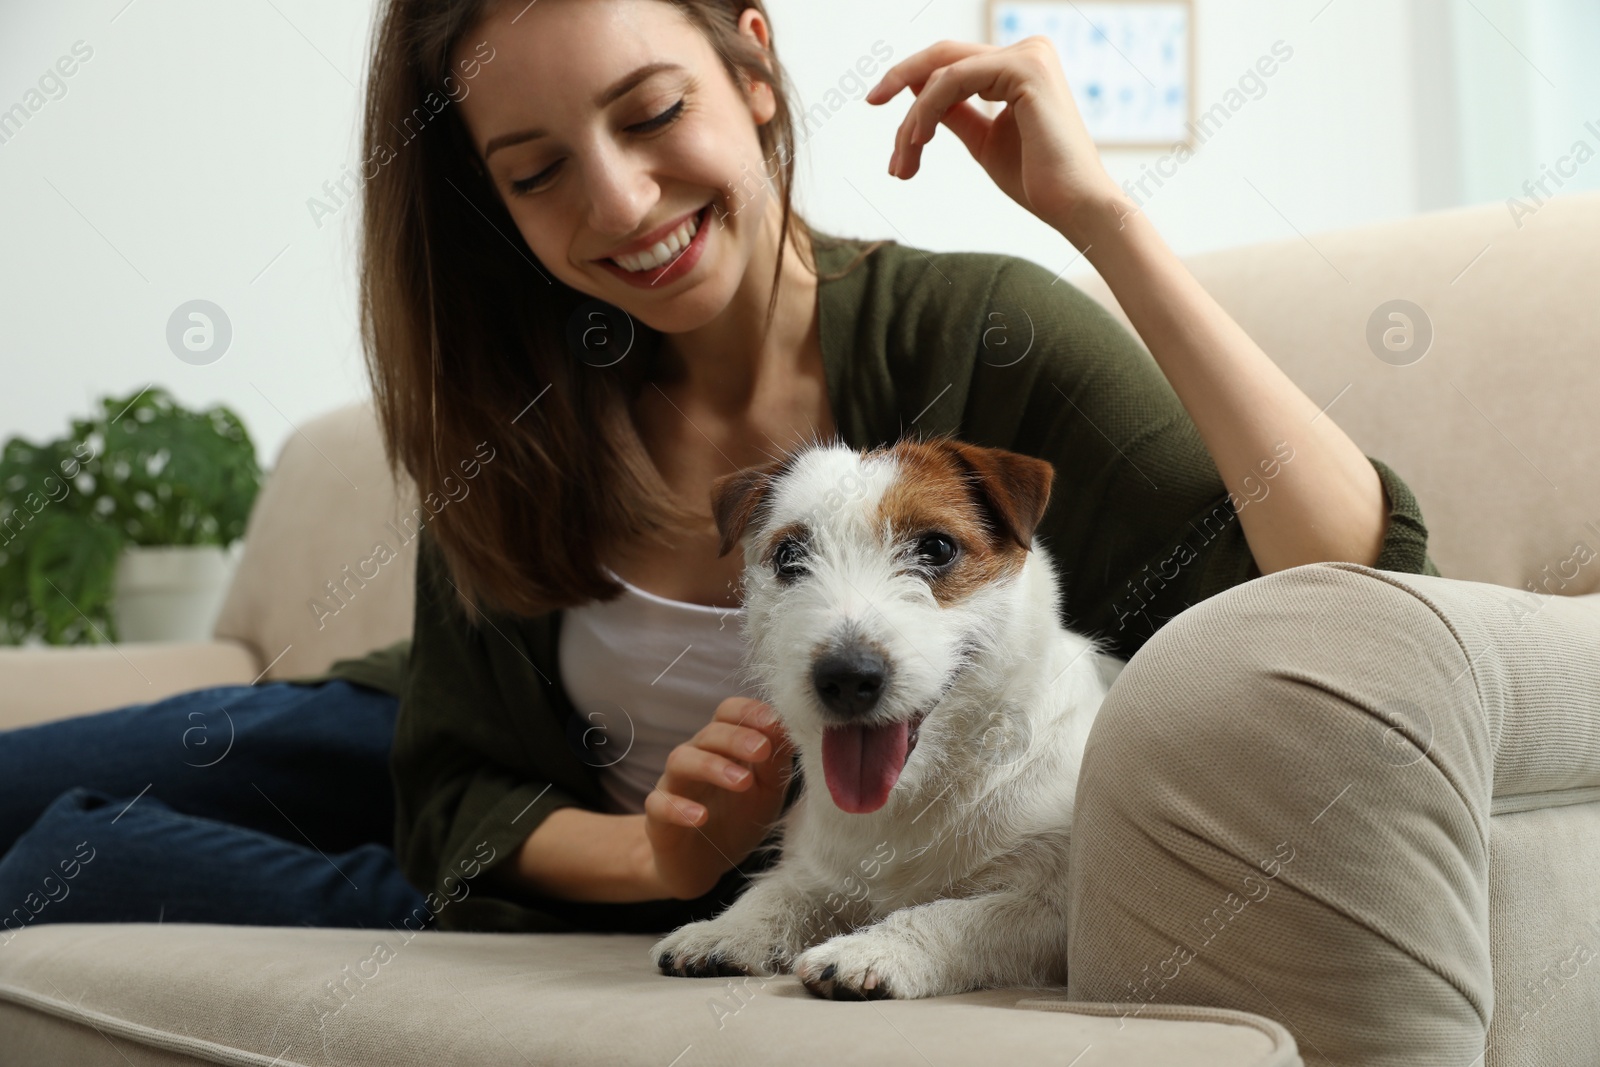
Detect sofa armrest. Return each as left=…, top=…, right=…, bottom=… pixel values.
left=0, top=640, right=262, bottom=731
left=1068, top=563, right=1600, bottom=1064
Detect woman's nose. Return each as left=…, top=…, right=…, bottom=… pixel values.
left=581, top=145, right=660, bottom=246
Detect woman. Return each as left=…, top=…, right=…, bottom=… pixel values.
left=0, top=0, right=1434, bottom=940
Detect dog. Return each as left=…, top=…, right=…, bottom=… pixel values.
left=649, top=435, right=1126, bottom=1000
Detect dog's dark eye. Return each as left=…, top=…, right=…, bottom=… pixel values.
left=915, top=533, right=958, bottom=569
left=773, top=537, right=808, bottom=581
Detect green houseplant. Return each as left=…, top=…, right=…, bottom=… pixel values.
left=0, top=386, right=261, bottom=645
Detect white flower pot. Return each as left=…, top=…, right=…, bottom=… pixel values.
left=112, top=543, right=241, bottom=643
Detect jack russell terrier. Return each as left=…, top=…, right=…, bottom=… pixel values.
left=650, top=435, right=1125, bottom=1000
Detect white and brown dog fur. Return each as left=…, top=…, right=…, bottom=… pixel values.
left=649, top=435, right=1125, bottom=1000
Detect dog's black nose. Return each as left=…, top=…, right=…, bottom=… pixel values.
left=812, top=646, right=889, bottom=718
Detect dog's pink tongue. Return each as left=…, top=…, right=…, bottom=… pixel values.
left=821, top=721, right=910, bottom=814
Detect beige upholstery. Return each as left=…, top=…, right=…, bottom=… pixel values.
left=1067, top=561, right=1600, bottom=1065
left=0, top=925, right=1300, bottom=1067
left=1, top=192, right=1597, bottom=1066
left=209, top=405, right=421, bottom=684
left=0, top=641, right=258, bottom=730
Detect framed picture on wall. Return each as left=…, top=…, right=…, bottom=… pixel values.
left=987, top=0, right=1195, bottom=149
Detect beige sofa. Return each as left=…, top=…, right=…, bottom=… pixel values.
left=1, top=191, right=1596, bottom=1066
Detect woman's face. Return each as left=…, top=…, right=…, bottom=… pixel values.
left=454, top=0, right=780, bottom=334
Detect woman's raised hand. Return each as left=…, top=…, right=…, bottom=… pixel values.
left=643, top=696, right=795, bottom=901
left=865, top=36, right=1124, bottom=241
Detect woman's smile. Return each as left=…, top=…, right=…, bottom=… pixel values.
left=593, top=200, right=715, bottom=289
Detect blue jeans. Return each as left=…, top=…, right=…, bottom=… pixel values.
left=0, top=680, right=428, bottom=937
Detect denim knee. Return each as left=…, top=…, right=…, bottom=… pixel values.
left=0, top=784, right=427, bottom=930
left=0, top=787, right=113, bottom=941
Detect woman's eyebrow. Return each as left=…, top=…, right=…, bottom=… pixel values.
left=482, top=60, right=686, bottom=159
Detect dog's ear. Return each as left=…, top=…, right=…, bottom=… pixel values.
left=943, top=440, right=1055, bottom=551
left=710, top=458, right=786, bottom=558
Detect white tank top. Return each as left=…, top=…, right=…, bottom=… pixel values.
left=558, top=566, right=758, bottom=815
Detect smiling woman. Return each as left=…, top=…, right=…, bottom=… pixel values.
left=359, top=0, right=850, bottom=620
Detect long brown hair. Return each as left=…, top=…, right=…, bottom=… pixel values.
left=359, top=0, right=875, bottom=621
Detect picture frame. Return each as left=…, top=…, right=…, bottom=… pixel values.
left=987, top=0, right=1196, bottom=150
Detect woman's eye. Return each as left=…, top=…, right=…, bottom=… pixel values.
left=629, top=98, right=685, bottom=133
left=507, top=99, right=685, bottom=197
left=510, top=163, right=558, bottom=195
left=773, top=537, right=808, bottom=581
left=914, top=533, right=958, bottom=569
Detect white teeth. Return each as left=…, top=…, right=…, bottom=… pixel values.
left=612, top=208, right=702, bottom=273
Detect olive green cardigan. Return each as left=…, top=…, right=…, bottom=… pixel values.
left=295, top=232, right=1438, bottom=934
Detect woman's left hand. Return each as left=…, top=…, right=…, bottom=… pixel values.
left=865, top=36, right=1124, bottom=240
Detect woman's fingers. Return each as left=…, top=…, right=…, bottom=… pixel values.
left=651, top=704, right=790, bottom=825
left=664, top=723, right=770, bottom=787
left=713, top=695, right=776, bottom=729
left=863, top=33, right=1112, bottom=229
left=894, top=48, right=1050, bottom=178
left=711, top=697, right=793, bottom=758
left=865, top=39, right=995, bottom=107
left=649, top=698, right=792, bottom=824
left=869, top=41, right=1007, bottom=175
left=645, top=786, right=706, bottom=828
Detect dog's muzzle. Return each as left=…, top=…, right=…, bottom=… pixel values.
left=810, top=641, right=930, bottom=816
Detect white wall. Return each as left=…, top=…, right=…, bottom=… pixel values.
left=0, top=0, right=378, bottom=468
left=1, top=0, right=1594, bottom=466
left=1454, top=0, right=1600, bottom=208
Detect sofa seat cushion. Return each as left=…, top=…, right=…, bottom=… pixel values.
left=0, top=641, right=260, bottom=731
left=0, top=923, right=1300, bottom=1066
left=1487, top=802, right=1600, bottom=1061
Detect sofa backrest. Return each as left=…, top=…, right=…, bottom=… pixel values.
left=212, top=405, right=420, bottom=681
left=1070, top=190, right=1600, bottom=597
left=222, top=193, right=1600, bottom=679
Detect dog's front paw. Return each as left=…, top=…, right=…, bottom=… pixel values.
left=651, top=917, right=791, bottom=979
left=794, top=928, right=949, bottom=1001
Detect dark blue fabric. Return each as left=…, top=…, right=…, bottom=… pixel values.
left=0, top=680, right=428, bottom=935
